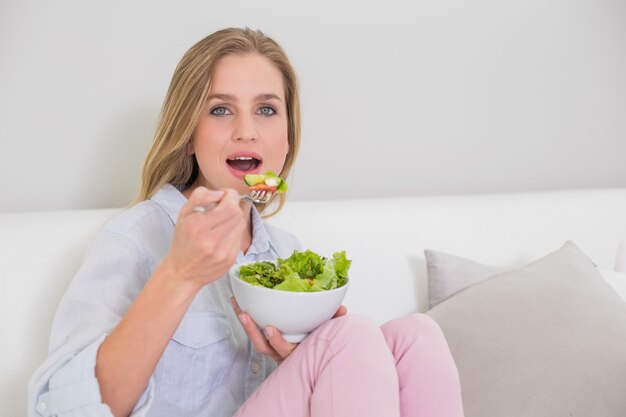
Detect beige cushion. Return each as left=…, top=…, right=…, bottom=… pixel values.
left=427, top=241, right=626, bottom=417
left=426, top=248, right=626, bottom=303
left=425, top=249, right=504, bottom=308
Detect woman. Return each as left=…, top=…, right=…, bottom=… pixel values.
left=28, top=27, right=464, bottom=417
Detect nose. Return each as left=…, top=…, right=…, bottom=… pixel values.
left=232, top=114, right=258, bottom=143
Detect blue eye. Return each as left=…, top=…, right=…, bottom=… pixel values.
left=210, top=106, right=231, bottom=116
left=258, top=106, right=276, bottom=116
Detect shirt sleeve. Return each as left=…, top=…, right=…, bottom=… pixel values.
left=28, top=229, right=156, bottom=417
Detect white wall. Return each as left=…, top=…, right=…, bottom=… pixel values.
left=1, top=0, right=625, bottom=212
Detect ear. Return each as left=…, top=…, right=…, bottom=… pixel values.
left=186, top=139, right=195, bottom=155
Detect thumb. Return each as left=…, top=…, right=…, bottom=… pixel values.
left=180, top=186, right=225, bottom=217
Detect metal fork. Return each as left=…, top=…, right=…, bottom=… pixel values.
left=192, top=189, right=275, bottom=213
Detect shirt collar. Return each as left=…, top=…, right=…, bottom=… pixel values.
left=150, top=183, right=274, bottom=255
left=247, top=205, right=271, bottom=255
left=150, top=183, right=187, bottom=225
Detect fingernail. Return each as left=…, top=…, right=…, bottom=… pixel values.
left=265, top=327, right=274, bottom=338
left=238, top=314, right=248, bottom=326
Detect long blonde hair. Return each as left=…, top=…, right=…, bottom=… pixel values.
left=137, top=27, right=300, bottom=215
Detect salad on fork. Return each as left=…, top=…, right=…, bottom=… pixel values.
left=193, top=171, right=287, bottom=212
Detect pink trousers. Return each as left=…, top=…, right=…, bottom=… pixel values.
left=234, top=314, right=465, bottom=417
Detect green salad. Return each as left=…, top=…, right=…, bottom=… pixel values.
left=238, top=249, right=351, bottom=292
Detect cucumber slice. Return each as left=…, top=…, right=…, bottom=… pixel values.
left=244, top=174, right=266, bottom=186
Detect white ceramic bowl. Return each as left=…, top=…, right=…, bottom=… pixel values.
left=229, top=262, right=350, bottom=343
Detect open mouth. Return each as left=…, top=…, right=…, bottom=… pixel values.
left=226, top=156, right=262, bottom=172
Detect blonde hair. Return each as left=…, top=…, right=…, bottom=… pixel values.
left=136, top=27, right=300, bottom=215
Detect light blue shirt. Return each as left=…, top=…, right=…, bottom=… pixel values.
left=28, top=184, right=301, bottom=417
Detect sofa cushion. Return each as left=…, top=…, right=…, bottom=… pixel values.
left=425, top=249, right=504, bottom=308
left=425, top=248, right=626, bottom=303
left=427, top=241, right=626, bottom=416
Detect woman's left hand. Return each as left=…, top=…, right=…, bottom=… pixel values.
left=231, top=296, right=347, bottom=363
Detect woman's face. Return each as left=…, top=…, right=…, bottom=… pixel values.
left=189, top=53, right=289, bottom=194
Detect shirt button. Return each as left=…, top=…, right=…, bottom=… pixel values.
left=250, top=361, right=261, bottom=374
left=38, top=401, right=48, bottom=413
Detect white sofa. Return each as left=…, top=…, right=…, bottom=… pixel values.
left=3, top=188, right=626, bottom=417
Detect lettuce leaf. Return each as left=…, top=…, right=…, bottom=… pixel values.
left=263, top=170, right=288, bottom=192
left=238, top=249, right=350, bottom=292
left=333, top=251, right=351, bottom=288
left=279, top=249, right=324, bottom=279
left=273, top=264, right=311, bottom=291
left=239, top=261, right=283, bottom=287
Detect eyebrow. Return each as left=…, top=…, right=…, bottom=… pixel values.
left=206, top=93, right=282, bottom=102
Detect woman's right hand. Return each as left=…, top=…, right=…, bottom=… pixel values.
left=162, top=186, right=246, bottom=289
